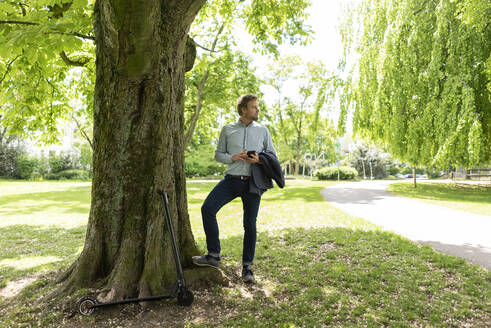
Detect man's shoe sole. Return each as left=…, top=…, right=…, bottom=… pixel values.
left=192, top=260, right=220, bottom=269
left=242, top=276, right=255, bottom=284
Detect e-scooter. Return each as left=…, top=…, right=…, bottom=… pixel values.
left=77, top=189, right=194, bottom=315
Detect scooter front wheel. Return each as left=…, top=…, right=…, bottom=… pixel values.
left=77, top=296, right=97, bottom=316
left=177, top=288, right=194, bottom=306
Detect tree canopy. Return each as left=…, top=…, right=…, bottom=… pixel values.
left=0, top=0, right=312, bottom=145
left=0, top=0, right=95, bottom=143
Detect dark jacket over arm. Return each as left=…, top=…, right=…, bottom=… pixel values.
left=249, top=151, right=285, bottom=196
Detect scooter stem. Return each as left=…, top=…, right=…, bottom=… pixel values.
left=158, top=189, right=186, bottom=287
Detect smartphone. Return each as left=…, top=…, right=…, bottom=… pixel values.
left=247, top=150, right=256, bottom=158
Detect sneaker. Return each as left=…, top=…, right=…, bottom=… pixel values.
left=242, top=266, right=255, bottom=284
left=192, top=254, right=221, bottom=268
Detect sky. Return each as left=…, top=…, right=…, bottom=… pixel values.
left=261, top=0, right=359, bottom=72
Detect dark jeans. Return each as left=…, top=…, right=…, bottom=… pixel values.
left=201, top=175, right=261, bottom=265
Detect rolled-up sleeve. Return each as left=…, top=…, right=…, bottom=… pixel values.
left=263, top=127, right=276, bottom=154
left=215, top=126, right=234, bottom=164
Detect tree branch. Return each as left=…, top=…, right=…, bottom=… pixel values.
left=60, top=51, right=91, bottom=67
left=194, top=42, right=219, bottom=53
left=177, top=0, right=207, bottom=26
left=0, top=20, right=37, bottom=25
left=0, top=55, right=21, bottom=84
left=0, top=21, right=95, bottom=41
left=50, top=32, right=95, bottom=41
left=71, top=114, right=94, bottom=151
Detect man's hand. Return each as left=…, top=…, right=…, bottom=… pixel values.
left=232, top=149, right=248, bottom=162
left=243, top=152, right=260, bottom=164
left=232, top=150, right=260, bottom=164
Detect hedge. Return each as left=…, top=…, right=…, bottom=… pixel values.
left=44, top=169, right=90, bottom=180
left=314, top=166, right=358, bottom=180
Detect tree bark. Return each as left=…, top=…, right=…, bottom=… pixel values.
left=413, top=168, right=417, bottom=188
left=59, top=0, right=206, bottom=300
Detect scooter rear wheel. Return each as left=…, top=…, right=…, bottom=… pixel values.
left=77, top=296, right=97, bottom=316
left=177, top=288, right=194, bottom=306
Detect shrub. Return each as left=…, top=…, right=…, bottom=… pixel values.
left=400, top=166, right=425, bottom=175
left=49, top=153, right=76, bottom=173
left=43, top=172, right=60, bottom=180
left=185, top=144, right=226, bottom=177
left=0, top=147, right=22, bottom=178
left=44, top=169, right=90, bottom=180
left=388, top=166, right=400, bottom=176
left=314, top=166, right=358, bottom=180
left=427, top=169, right=443, bottom=179
left=15, top=155, right=44, bottom=179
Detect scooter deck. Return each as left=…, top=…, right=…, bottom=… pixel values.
left=91, top=293, right=177, bottom=308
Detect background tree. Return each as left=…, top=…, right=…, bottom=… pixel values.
left=184, top=49, right=261, bottom=149
left=339, top=0, right=490, bottom=187
left=266, top=58, right=338, bottom=175
left=347, top=141, right=393, bottom=180
left=0, top=0, right=315, bottom=300
left=183, top=0, right=309, bottom=150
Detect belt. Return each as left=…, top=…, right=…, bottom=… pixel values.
left=226, top=174, right=250, bottom=180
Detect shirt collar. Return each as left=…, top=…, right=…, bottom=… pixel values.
left=237, top=119, right=256, bottom=127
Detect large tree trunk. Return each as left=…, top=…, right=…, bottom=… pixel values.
left=59, top=0, right=206, bottom=301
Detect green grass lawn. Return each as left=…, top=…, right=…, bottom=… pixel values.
left=388, top=182, right=491, bottom=216
left=0, top=180, right=490, bottom=327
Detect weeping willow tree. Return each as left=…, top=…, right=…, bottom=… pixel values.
left=339, top=0, right=490, bottom=184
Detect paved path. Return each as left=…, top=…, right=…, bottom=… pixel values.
left=321, top=180, right=491, bottom=270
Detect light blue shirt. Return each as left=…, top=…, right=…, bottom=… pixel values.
left=215, top=120, right=276, bottom=176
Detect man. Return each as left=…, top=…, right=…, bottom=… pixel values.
left=192, top=94, right=276, bottom=284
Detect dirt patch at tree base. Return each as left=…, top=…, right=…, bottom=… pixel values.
left=0, top=265, right=271, bottom=327
left=57, top=266, right=270, bottom=327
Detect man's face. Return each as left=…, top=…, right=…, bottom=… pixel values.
left=242, top=99, right=259, bottom=121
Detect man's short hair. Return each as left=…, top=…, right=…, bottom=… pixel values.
left=237, top=94, right=258, bottom=115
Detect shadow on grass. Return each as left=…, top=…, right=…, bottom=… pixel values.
left=0, top=186, right=91, bottom=216
left=191, top=227, right=491, bottom=327
left=0, top=225, right=86, bottom=288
